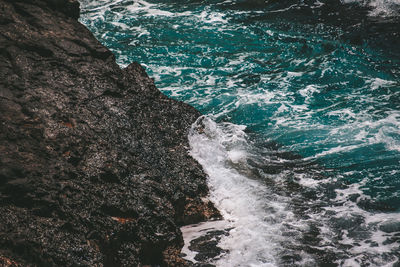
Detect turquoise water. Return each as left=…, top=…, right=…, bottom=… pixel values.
left=80, top=0, right=400, bottom=265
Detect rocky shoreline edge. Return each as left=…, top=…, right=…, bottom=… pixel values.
left=0, top=0, right=221, bottom=265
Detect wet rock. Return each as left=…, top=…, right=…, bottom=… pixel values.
left=189, top=230, right=229, bottom=263
left=0, top=0, right=219, bottom=265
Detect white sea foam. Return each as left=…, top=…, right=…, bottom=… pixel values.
left=299, top=84, right=320, bottom=98
left=370, top=77, right=397, bottom=90
left=181, top=220, right=229, bottom=263
left=185, top=116, right=310, bottom=266
left=196, top=10, right=228, bottom=24
left=313, top=178, right=400, bottom=266
left=286, top=71, right=303, bottom=77
left=367, top=0, right=400, bottom=17
left=125, top=0, right=173, bottom=17
left=342, top=0, right=400, bottom=17
left=326, top=110, right=400, bottom=153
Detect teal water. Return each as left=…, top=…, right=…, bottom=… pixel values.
left=80, top=0, right=400, bottom=265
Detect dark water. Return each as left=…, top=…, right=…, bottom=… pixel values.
left=79, top=0, right=400, bottom=265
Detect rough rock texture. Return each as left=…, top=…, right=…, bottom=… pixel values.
left=0, top=0, right=220, bottom=266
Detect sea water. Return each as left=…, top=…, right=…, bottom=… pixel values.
left=79, top=0, right=400, bottom=265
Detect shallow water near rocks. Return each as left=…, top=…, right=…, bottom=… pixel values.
left=79, top=0, right=400, bottom=265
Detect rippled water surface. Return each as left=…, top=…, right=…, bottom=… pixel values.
left=79, top=0, right=400, bottom=265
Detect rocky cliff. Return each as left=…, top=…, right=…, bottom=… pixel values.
left=0, top=0, right=219, bottom=265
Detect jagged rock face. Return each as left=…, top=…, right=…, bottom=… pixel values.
left=0, top=0, right=219, bottom=266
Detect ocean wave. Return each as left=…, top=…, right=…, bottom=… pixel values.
left=187, top=116, right=286, bottom=266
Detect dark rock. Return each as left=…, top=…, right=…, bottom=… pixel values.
left=0, top=0, right=220, bottom=266
left=188, top=230, right=229, bottom=263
